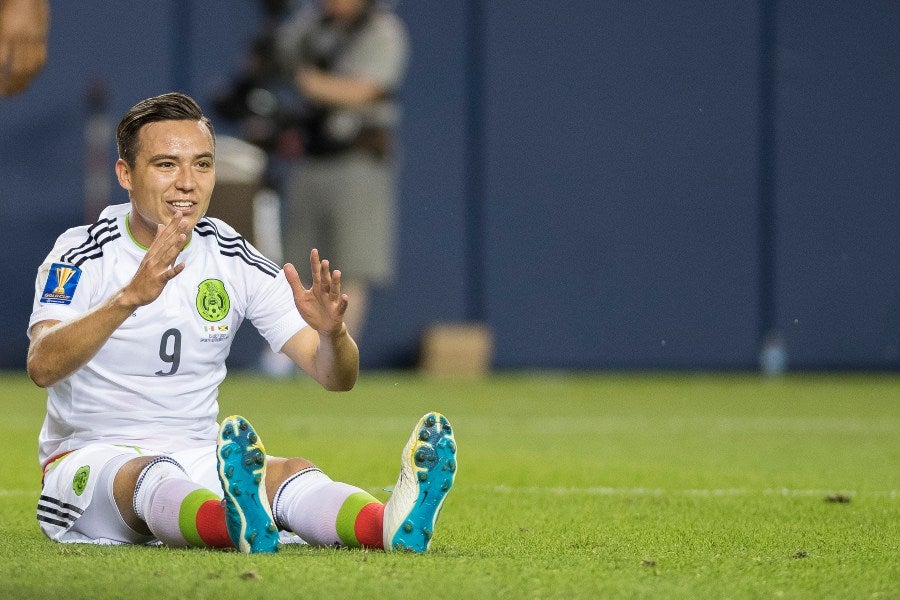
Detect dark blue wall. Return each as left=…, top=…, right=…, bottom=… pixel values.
left=773, top=2, right=900, bottom=369
left=1, top=1, right=897, bottom=371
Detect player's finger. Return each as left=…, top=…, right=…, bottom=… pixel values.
left=284, top=262, right=303, bottom=288
left=319, top=259, right=333, bottom=291
left=166, top=263, right=185, bottom=280
left=336, top=293, right=349, bottom=317
left=283, top=263, right=309, bottom=304
left=330, top=269, right=342, bottom=300
left=309, top=248, right=321, bottom=285
left=151, top=214, right=185, bottom=251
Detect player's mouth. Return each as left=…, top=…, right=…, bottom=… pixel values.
left=168, top=200, right=196, bottom=212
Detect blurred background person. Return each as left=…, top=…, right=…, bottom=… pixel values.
left=0, top=0, right=49, bottom=96
left=273, top=0, right=409, bottom=340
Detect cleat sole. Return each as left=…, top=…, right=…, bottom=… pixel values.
left=217, top=415, right=279, bottom=554
left=383, top=412, right=457, bottom=553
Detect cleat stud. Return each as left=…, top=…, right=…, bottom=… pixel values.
left=256, top=454, right=264, bottom=465
left=239, top=421, right=248, bottom=431
left=403, top=522, right=413, bottom=533
left=249, top=531, right=258, bottom=543
left=446, top=460, right=456, bottom=472
left=419, top=430, right=429, bottom=441
left=441, top=480, right=451, bottom=491
left=223, top=426, right=234, bottom=438
left=415, top=450, right=426, bottom=464
left=232, top=485, right=241, bottom=496
left=448, top=440, right=456, bottom=453
left=268, top=523, right=277, bottom=532
left=424, top=528, right=433, bottom=539
left=226, top=465, right=234, bottom=478
left=425, top=416, right=436, bottom=427
left=418, top=472, right=428, bottom=482
left=255, top=473, right=262, bottom=484
left=222, top=446, right=232, bottom=458
left=249, top=433, right=258, bottom=444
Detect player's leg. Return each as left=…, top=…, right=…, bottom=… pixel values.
left=115, top=455, right=238, bottom=549
left=269, top=412, right=457, bottom=553
left=38, top=445, right=230, bottom=548
left=268, top=458, right=386, bottom=548
left=120, top=416, right=279, bottom=553
left=38, top=445, right=155, bottom=545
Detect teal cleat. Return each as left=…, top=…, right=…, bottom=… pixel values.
left=383, top=412, right=457, bottom=552
left=217, top=415, right=279, bottom=553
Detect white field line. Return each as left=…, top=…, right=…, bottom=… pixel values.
left=484, top=485, right=899, bottom=499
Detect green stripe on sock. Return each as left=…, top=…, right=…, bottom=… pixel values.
left=179, top=489, right=221, bottom=547
left=336, top=491, right=380, bottom=547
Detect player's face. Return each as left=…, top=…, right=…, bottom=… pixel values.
left=115, top=119, right=215, bottom=248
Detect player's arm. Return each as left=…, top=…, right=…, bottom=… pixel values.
left=27, top=216, right=190, bottom=388
left=280, top=250, right=359, bottom=391
left=27, top=294, right=139, bottom=388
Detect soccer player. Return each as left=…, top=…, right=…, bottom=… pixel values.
left=26, top=92, right=456, bottom=553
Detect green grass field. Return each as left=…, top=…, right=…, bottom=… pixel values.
left=2, top=370, right=897, bottom=599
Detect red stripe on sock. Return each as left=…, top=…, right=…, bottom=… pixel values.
left=354, top=502, right=385, bottom=549
left=196, top=500, right=233, bottom=548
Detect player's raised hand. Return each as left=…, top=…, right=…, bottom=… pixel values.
left=122, top=212, right=190, bottom=308
left=284, top=248, right=349, bottom=338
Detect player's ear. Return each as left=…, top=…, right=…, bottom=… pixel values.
left=115, top=158, right=133, bottom=191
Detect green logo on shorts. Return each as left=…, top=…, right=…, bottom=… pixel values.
left=72, top=465, right=90, bottom=496
left=196, top=279, right=230, bottom=322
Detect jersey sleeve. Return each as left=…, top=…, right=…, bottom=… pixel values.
left=248, top=269, right=308, bottom=353
left=226, top=229, right=308, bottom=352
left=27, top=228, right=97, bottom=338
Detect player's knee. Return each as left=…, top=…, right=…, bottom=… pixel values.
left=113, top=455, right=186, bottom=534
left=113, top=456, right=157, bottom=497
left=109, top=456, right=157, bottom=534
left=265, top=456, right=317, bottom=499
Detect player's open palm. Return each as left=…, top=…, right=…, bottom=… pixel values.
left=125, top=217, right=189, bottom=307
left=284, top=249, right=348, bottom=338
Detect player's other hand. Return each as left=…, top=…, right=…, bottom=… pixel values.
left=284, top=249, right=349, bottom=339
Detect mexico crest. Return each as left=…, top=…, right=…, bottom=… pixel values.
left=196, top=279, right=230, bottom=322
left=73, top=465, right=90, bottom=496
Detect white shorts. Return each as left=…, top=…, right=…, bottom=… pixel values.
left=38, top=444, right=220, bottom=545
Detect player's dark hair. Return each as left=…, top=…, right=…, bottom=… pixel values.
left=116, top=92, right=215, bottom=167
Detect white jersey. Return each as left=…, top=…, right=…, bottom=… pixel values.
left=29, top=203, right=306, bottom=465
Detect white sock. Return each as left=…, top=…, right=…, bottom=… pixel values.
left=132, top=457, right=220, bottom=547
left=132, top=457, right=187, bottom=521
left=272, top=468, right=374, bottom=547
